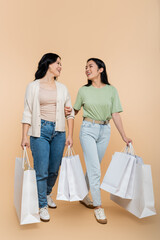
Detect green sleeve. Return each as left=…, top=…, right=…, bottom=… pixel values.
left=73, top=88, right=83, bottom=110
left=111, top=87, right=123, bottom=114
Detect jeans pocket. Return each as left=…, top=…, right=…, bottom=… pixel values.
left=41, top=121, right=46, bottom=127
left=103, top=124, right=111, bottom=136
left=82, top=121, right=92, bottom=128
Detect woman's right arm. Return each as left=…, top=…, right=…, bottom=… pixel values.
left=21, top=123, right=30, bottom=149
left=21, top=83, right=32, bottom=149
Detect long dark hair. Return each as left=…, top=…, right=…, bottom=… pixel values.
left=34, top=53, right=60, bottom=80
left=85, top=58, right=110, bottom=86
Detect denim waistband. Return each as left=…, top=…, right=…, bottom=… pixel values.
left=41, top=119, right=56, bottom=125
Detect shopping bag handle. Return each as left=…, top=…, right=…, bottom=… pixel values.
left=122, top=143, right=135, bottom=155
left=64, top=146, right=76, bottom=157
left=22, top=147, right=31, bottom=169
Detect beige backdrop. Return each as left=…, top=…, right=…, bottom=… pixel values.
left=0, top=0, right=160, bottom=239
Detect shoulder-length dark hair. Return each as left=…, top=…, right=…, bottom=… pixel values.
left=85, top=58, right=110, bottom=86
left=34, top=53, right=60, bottom=80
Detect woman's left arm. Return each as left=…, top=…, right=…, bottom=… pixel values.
left=66, top=118, right=74, bottom=147
left=112, top=112, right=132, bottom=145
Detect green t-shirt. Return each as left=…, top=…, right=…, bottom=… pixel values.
left=73, top=85, right=123, bottom=121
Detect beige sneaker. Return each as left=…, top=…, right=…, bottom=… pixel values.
left=80, top=195, right=95, bottom=209
left=39, top=206, right=50, bottom=222
left=94, top=208, right=107, bottom=224
left=47, top=194, right=57, bottom=208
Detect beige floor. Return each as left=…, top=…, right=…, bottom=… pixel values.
left=2, top=191, right=159, bottom=240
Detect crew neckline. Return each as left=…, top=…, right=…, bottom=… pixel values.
left=90, top=84, right=108, bottom=89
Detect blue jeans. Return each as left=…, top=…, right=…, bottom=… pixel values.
left=80, top=121, right=111, bottom=206
left=30, top=119, right=66, bottom=208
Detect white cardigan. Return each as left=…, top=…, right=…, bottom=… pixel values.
left=22, top=80, right=74, bottom=137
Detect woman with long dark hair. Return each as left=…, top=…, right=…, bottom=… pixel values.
left=21, top=53, right=74, bottom=222
left=73, top=58, right=132, bottom=224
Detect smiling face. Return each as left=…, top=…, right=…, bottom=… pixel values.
left=85, top=60, right=103, bottom=81
left=48, top=57, right=62, bottom=77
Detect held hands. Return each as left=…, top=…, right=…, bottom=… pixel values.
left=65, top=135, right=73, bottom=147
left=21, top=137, right=30, bottom=149
left=64, top=107, right=72, bottom=117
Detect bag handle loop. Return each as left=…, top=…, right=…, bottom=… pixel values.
left=64, top=145, right=76, bottom=157
left=22, top=147, right=31, bottom=169
left=122, top=143, right=135, bottom=155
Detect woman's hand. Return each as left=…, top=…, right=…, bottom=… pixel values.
left=21, top=123, right=30, bottom=149
left=21, top=136, right=30, bottom=149
left=65, top=135, right=73, bottom=147
left=64, top=107, right=72, bottom=117
left=122, top=136, right=132, bottom=146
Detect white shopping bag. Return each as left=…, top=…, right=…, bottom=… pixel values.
left=14, top=147, right=40, bottom=225
left=66, top=154, right=88, bottom=201
left=110, top=158, right=156, bottom=218
left=57, top=147, right=88, bottom=201
left=101, top=144, right=136, bottom=199
left=56, top=155, right=70, bottom=201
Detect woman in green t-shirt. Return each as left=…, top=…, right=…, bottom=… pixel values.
left=72, top=58, right=132, bottom=224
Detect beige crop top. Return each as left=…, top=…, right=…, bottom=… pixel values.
left=39, top=87, right=57, bottom=122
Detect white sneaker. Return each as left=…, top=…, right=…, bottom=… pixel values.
left=39, top=206, right=50, bottom=222
left=94, top=208, right=107, bottom=224
left=47, top=194, right=57, bottom=208
left=80, top=195, right=95, bottom=209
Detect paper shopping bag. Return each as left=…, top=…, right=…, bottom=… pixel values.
left=66, top=154, right=88, bottom=201
left=56, top=156, right=70, bottom=201
left=111, top=161, right=156, bottom=218
left=101, top=144, right=137, bottom=199
left=56, top=147, right=88, bottom=201
left=14, top=147, right=40, bottom=225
